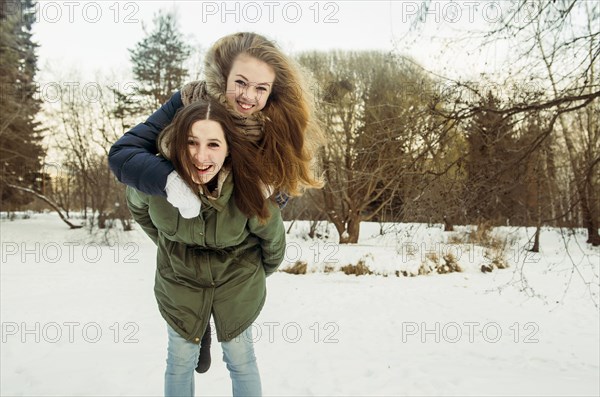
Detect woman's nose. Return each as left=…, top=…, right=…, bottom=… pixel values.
left=194, top=146, right=208, bottom=161
left=242, top=85, right=258, bottom=99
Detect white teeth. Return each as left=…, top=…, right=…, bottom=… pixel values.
left=239, top=101, right=254, bottom=110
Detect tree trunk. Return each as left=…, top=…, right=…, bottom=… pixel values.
left=585, top=221, right=600, bottom=246
left=443, top=216, right=454, bottom=231
left=581, top=194, right=600, bottom=246
left=308, top=219, right=319, bottom=239
left=544, top=144, right=561, bottom=226
left=329, top=219, right=345, bottom=243
left=530, top=225, right=541, bottom=253
left=530, top=163, right=542, bottom=253
left=98, top=212, right=107, bottom=229
left=328, top=214, right=361, bottom=244
left=7, top=184, right=83, bottom=229
left=339, top=215, right=360, bottom=244
left=120, top=217, right=133, bottom=231
left=540, top=37, right=598, bottom=244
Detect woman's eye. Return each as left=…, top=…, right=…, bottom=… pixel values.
left=208, top=143, right=220, bottom=148
left=257, top=86, right=268, bottom=92
left=235, top=80, right=247, bottom=87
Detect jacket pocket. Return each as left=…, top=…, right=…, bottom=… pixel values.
left=148, top=196, right=179, bottom=236
left=156, top=239, right=196, bottom=281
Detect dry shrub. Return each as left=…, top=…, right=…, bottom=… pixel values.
left=469, top=221, right=496, bottom=246
left=480, top=248, right=509, bottom=273
left=446, top=222, right=512, bottom=275
left=447, top=221, right=502, bottom=248
left=323, top=264, right=336, bottom=273
left=282, top=261, right=307, bottom=275
left=341, top=260, right=373, bottom=276
left=418, top=262, right=432, bottom=275
left=437, top=253, right=463, bottom=274
left=481, top=263, right=494, bottom=273
left=418, top=252, right=438, bottom=275
left=418, top=264, right=431, bottom=275
left=426, top=252, right=439, bottom=264
left=419, top=252, right=464, bottom=275
left=493, top=256, right=509, bottom=269
left=447, top=233, right=465, bottom=245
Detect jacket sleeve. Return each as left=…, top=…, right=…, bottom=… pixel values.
left=125, top=186, right=159, bottom=245
left=108, top=92, right=184, bottom=197
left=248, top=203, right=286, bottom=277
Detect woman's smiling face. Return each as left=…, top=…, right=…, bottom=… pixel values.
left=187, top=119, right=228, bottom=185
left=225, top=54, right=276, bottom=116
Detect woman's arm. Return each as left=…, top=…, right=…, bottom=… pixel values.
left=248, top=203, right=286, bottom=276
left=108, top=92, right=183, bottom=196
left=125, top=186, right=159, bottom=245
left=109, top=92, right=202, bottom=218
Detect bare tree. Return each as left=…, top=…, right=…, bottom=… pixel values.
left=298, top=51, right=445, bottom=243
left=42, top=72, right=136, bottom=230
left=6, top=183, right=82, bottom=229
left=403, top=0, right=599, bottom=245
left=534, top=7, right=600, bottom=244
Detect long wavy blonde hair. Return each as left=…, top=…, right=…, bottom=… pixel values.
left=203, top=32, right=325, bottom=196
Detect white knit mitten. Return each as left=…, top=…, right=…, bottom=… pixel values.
left=165, top=171, right=201, bottom=218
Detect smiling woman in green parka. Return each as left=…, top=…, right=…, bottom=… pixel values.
left=125, top=99, right=286, bottom=397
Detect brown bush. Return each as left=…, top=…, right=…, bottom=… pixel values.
left=281, top=261, right=308, bottom=275
left=341, top=260, right=373, bottom=276
left=437, top=253, right=463, bottom=274
left=481, top=263, right=494, bottom=273
left=323, top=264, right=336, bottom=273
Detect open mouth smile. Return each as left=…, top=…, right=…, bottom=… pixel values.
left=237, top=100, right=256, bottom=111
left=194, top=164, right=214, bottom=174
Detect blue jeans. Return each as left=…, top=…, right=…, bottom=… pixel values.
left=164, top=323, right=262, bottom=397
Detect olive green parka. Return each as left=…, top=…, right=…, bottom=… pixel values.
left=126, top=172, right=286, bottom=343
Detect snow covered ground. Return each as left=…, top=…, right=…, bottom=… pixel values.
left=1, top=212, right=598, bottom=396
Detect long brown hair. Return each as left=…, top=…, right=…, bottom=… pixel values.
left=204, top=32, right=325, bottom=196
left=158, top=100, right=271, bottom=222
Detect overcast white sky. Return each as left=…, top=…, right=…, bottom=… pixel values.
left=29, top=0, right=514, bottom=84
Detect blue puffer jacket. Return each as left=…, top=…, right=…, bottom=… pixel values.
left=108, top=92, right=184, bottom=196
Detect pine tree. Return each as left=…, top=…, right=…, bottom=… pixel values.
left=465, top=91, right=524, bottom=224
left=0, top=0, right=45, bottom=209
left=128, top=11, right=191, bottom=114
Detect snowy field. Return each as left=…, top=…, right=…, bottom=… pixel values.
left=1, top=212, right=599, bottom=396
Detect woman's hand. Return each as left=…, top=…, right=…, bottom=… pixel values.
left=261, top=183, right=290, bottom=209
left=274, top=191, right=290, bottom=209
